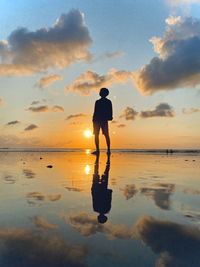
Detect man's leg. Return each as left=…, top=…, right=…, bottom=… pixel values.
left=105, top=133, right=110, bottom=152
left=92, top=122, right=100, bottom=154
left=103, top=122, right=110, bottom=153
left=95, top=133, right=100, bottom=152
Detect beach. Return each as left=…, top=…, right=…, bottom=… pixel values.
left=0, top=150, right=199, bottom=266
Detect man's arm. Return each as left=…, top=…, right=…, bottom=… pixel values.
left=93, top=100, right=98, bottom=121
left=108, top=101, right=113, bottom=121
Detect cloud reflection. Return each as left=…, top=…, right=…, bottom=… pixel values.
left=134, top=216, right=200, bottom=267
left=140, top=183, right=175, bottom=210
left=0, top=228, right=88, bottom=267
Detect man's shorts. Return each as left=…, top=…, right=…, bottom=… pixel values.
left=93, top=121, right=109, bottom=136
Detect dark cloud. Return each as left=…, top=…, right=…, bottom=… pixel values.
left=140, top=183, right=175, bottom=210
left=31, top=100, right=40, bottom=105
left=0, top=228, right=88, bottom=267
left=140, top=103, right=175, bottom=118
left=134, top=16, right=200, bottom=94
left=134, top=216, right=200, bottom=267
left=0, top=9, right=92, bottom=75
left=6, top=120, right=20, bottom=126
left=64, top=186, right=83, bottom=192
left=117, top=124, right=126, bottom=128
left=66, top=113, right=86, bottom=120
left=23, top=169, right=36, bottom=179
left=4, top=175, right=16, bottom=184
left=52, top=105, right=64, bottom=112
left=37, top=74, right=62, bottom=88
left=182, top=107, right=200, bottom=114
left=32, top=216, right=58, bottom=230
left=121, top=184, right=138, bottom=200
left=24, top=124, right=38, bottom=131
left=120, top=107, right=138, bottom=120
left=27, top=105, right=64, bottom=112
left=27, top=105, right=49, bottom=112
left=66, top=69, right=134, bottom=95
left=26, top=192, right=61, bottom=205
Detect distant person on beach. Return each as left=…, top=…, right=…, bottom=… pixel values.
left=91, top=154, right=112, bottom=223
left=92, top=88, right=113, bottom=155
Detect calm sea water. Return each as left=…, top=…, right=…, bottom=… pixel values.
left=0, top=151, right=199, bottom=267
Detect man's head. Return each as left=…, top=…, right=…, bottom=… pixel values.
left=99, top=88, right=109, bottom=98
left=97, top=214, right=108, bottom=224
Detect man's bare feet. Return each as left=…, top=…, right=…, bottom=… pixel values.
left=107, top=149, right=111, bottom=155
left=91, top=150, right=100, bottom=155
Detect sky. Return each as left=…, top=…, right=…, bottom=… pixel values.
left=0, top=0, right=200, bottom=149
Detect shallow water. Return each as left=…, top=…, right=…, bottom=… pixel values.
left=0, top=151, right=199, bottom=267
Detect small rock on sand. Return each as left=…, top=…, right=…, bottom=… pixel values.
left=47, top=165, right=53, bottom=168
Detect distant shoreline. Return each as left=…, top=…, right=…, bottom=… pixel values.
left=0, top=148, right=200, bottom=155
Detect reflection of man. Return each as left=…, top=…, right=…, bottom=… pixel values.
left=91, top=154, right=112, bottom=224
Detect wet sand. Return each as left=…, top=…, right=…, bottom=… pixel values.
left=0, top=151, right=199, bottom=267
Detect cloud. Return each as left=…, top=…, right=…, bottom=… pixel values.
left=24, top=124, right=38, bottom=131
left=37, top=74, right=62, bottom=88
left=134, top=216, right=200, bottom=267
left=134, top=16, right=200, bottom=94
left=66, top=113, right=86, bottom=120
left=6, top=120, right=20, bottom=126
left=117, top=124, right=126, bottom=128
left=104, top=51, right=125, bottom=59
left=65, top=69, right=134, bottom=95
left=52, top=105, right=64, bottom=112
left=64, top=186, right=83, bottom=192
left=182, top=107, right=200, bottom=114
left=0, top=228, right=88, bottom=267
left=4, top=175, right=16, bottom=184
left=27, top=105, right=64, bottom=112
left=140, top=103, right=175, bottom=118
left=121, top=184, right=138, bottom=200
left=27, top=192, right=61, bottom=205
left=32, top=216, right=58, bottom=230
left=0, top=9, right=92, bottom=76
left=0, top=134, right=40, bottom=147
left=67, top=212, right=132, bottom=239
left=120, top=107, right=138, bottom=120
left=23, top=169, right=36, bottom=179
left=140, top=183, right=175, bottom=210
left=31, top=100, right=40, bottom=105
left=167, top=0, right=200, bottom=7
left=27, top=105, right=49, bottom=112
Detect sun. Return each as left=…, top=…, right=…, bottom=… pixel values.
left=83, top=129, right=92, bottom=138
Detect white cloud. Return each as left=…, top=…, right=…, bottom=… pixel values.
left=66, top=69, right=134, bottom=95
left=37, top=74, right=62, bottom=88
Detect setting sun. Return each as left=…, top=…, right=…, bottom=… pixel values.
left=83, top=129, right=92, bottom=138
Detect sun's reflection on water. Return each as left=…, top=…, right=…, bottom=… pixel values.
left=84, top=164, right=91, bottom=175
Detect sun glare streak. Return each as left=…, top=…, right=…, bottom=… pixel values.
left=84, top=164, right=91, bottom=175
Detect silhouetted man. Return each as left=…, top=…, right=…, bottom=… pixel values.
left=92, top=88, right=113, bottom=155
left=91, top=154, right=112, bottom=223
